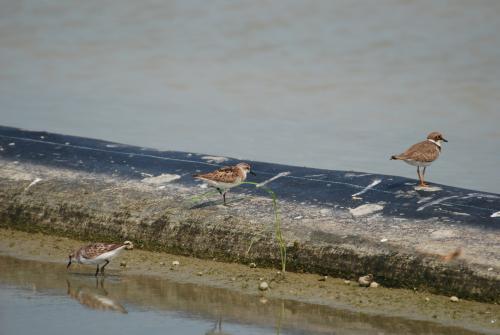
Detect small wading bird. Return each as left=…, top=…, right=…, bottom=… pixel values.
left=67, top=241, right=133, bottom=276
left=391, top=132, right=448, bottom=187
left=193, top=162, right=256, bottom=205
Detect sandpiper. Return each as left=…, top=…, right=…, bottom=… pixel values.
left=193, top=162, right=255, bottom=205
left=391, top=132, right=448, bottom=187
left=67, top=241, right=133, bottom=276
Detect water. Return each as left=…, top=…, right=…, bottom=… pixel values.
left=0, top=256, right=491, bottom=335
left=0, top=0, right=499, bottom=193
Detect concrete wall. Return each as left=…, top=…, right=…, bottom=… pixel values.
left=0, top=126, right=498, bottom=302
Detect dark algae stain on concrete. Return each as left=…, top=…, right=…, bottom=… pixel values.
left=0, top=126, right=499, bottom=303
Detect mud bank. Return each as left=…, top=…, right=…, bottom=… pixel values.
left=0, top=126, right=499, bottom=302
left=0, top=229, right=499, bottom=334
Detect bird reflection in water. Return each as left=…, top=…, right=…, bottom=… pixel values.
left=66, top=278, right=127, bottom=314
left=205, top=317, right=232, bottom=335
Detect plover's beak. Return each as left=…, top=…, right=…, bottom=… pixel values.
left=249, top=171, right=256, bottom=176
left=442, top=138, right=448, bottom=142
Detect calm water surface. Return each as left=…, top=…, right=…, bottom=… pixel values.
left=0, top=256, right=491, bottom=335
left=0, top=0, right=499, bottom=192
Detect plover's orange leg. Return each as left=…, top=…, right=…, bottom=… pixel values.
left=417, top=167, right=423, bottom=186
left=421, top=167, right=429, bottom=186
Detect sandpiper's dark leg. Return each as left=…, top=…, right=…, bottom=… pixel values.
left=100, top=260, right=110, bottom=276
left=95, top=265, right=100, bottom=277
left=222, top=192, right=227, bottom=206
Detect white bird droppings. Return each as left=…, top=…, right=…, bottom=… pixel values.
left=491, top=211, right=500, bottom=218
left=414, top=185, right=442, bottom=192
left=141, top=174, right=181, bottom=184
left=417, top=196, right=458, bottom=211
left=351, top=178, right=382, bottom=197
left=349, top=204, right=384, bottom=217
left=24, top=178, right=42, bottom=191
left=201, top=156, right=228, bottom=164
left=256, top=171, right=291, bottom=188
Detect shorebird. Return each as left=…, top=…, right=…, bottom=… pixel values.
left=391, top=132, right=448, bottom=187
left=67, top=241, right=133, bottom=276
left=193, top=162, right=256, bottom=205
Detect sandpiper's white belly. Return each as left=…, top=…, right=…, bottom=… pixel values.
left=203, top=178, right=241, bottom=190
left=403, top=160, right=432, bottom=167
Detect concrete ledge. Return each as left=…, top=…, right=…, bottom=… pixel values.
left=0, top=126, right=499, bottom=302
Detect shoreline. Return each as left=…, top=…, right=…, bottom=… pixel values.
left=0, top=228, right=498, bottom=334
left=0, top=125, right=499, bottom=304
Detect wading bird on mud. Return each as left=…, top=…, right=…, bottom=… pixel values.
left=67, top=241, right=133, bottom=276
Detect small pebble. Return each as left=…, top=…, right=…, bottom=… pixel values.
left=369, top=281, right=379, bottom=288
left=119, top=261, right=127, bottom=267
left=318, top=276, right=328, bottom=282
left=259, top=281, right=269, bottom=291
left=358, top=274, right=374, bottom=287
left=197, top=271, right=203, bottom=276
left=172, top=260, right=180, bottom=266
left=344, top=280, right=351, bottom=285
left=230, top=277, right=236, bottom=281
left=380, top=238, right=388, bottom=242
left=249, top=262, right=257, bottom=268
left=159, top=262, right=165, bottom=266
left=450, top=296, right=459, bottom=302
left=425, top=297, right=430, bottom=302
left=259, top=297, right=268, bottom=304
left=487, top=267, right=493, bottom=271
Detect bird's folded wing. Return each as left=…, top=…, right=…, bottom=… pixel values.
left=399, top=141, right=438, bottom=162
left=81, top=243, right=123, bottom=259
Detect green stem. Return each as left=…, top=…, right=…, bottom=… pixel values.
left=191, top=181, right=287, bottom=274
left=241, top=182, right=286, bottom=274
left=188, top=189, right=220, bottom=204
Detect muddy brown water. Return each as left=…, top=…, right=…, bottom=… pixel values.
left=0, top=255, right=495, bottom=335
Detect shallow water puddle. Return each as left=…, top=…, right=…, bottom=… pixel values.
left=0, top=255, right=491, bottom=335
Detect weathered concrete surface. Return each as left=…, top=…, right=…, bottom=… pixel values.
left=0, top=126, right=499, bottom=302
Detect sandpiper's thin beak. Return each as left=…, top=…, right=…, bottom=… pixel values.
left=249, top=171, right=256, bottom=176
left=442, top=138, right=448, bottom=142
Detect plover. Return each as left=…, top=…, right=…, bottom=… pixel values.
left=193, top=162, right=255, bottom=205
left=67, top=241, right=133, bottom=276
left=391, top=132, right=448, bottom=187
